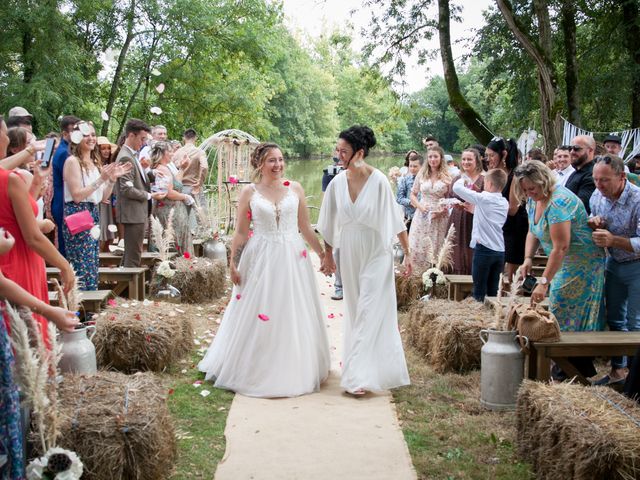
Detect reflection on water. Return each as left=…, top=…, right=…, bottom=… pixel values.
left=285, top=155, right=404, bottom=224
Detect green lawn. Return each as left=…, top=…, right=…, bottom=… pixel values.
left=166, top=354, right=234, bottom=479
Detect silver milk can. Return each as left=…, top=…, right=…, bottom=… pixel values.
left=59, top=325, right=97, bottom=374
left=203, top=239, right=227, bottom=264
left=479, top=329, right=527, bottom=411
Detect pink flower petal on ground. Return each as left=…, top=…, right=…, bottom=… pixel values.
left=301, top=249, right=307, bottom=258
left=258, top=313, right=270, bottom=322
left=236, top=294, right=241, bottom=300
left=107, top=298, right=117, bottom=307
left=328, top=313, right=335, bottom=319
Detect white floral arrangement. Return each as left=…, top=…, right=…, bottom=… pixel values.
left=156, top=260, right=175, bottom=278
left=27, top=447, right=83, bottom=480
left=422, top=268, right=446, bottom=289
left=388, top=166, right=401, bottom=185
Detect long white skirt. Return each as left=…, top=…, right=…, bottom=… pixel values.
left=339, top=224, right=410, bottom=392
left=198, top=232, right=330, bottom=398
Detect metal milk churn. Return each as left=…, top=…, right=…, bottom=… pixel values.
left=59, top=325, right=97, bottom=374
left=204, top=239, right=227, bottom=265
left=479, top=329, right=527, bottom=411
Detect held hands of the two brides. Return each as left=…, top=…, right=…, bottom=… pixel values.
left=319, top=253, right=335, bottom=276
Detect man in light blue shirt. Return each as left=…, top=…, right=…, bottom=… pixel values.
left=395, top=153, right=422, bottom=231
left=589, top=154, right=640, bottom=386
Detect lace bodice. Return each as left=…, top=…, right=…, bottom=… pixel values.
left=415, top=177, right=449, bottom=210
left=249, top=185, right=299, bottom=235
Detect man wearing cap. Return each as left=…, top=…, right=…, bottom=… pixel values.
left=51, top=115, right=82, bottom=257
left=565, top=135, right=596, bottom=214
left=7, top=106, right=33, bottom=133
left=603, top=134, right=623, bottom=157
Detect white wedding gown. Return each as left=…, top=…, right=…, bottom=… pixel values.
left=198, top=185, right=330, bottom=397
left=318, top=169, right=410, bottom=392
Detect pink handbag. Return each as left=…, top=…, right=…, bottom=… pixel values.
left=64, top=209, right=94, bottom=235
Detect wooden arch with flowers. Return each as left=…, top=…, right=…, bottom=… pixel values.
left=199, top=129, right=260, bottom=235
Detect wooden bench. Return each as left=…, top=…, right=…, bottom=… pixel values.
left=193, top=238, right=204, bottom=257
left=527, top=332, right=640, bottom=385
left=46, top=267, right=147, bottom=301
left=484, top=296, right=550, bottom=309
left=532, top=254, right=548, bottom=266
left=445, top=274, right=474, bottom=301
left=99, top=251, right=174, bottom=268
left=48, top=289, right=113, bottom=314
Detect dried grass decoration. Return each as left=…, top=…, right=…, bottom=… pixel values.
left=395, top=273, right=425, bottom=310
left=406, top=298, right=498, bottom=373
left=152, top=254, right=227, bottom=304
left=93, top=299, right=194, bottom=372
left=56, top=371, right=176, bottom=480
left=516, top=380, right=640, bottom=480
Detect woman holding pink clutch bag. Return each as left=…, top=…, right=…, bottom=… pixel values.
left=62, top=121, right=131, bottom=290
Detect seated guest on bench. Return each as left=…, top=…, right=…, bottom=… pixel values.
left=515, top=160, right=605, bottom=380
left=589, top=154, right=640, bottom=386
left=452, top=168, right=508, bottom=301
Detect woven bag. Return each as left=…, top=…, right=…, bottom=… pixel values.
left=507, top=303, right=561, bottom=351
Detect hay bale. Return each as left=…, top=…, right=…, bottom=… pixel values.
left=93, top=300, right=194, bottom=372
left=57, top=371, right=176, bottom=480
left=516, top=381, right=640, bottom=480
left=151, top=257, right=226, bottom=304
left=395, top=274, right=449, bottom=310
left=405, top=298, right=496, bottom=373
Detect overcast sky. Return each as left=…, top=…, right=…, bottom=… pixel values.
left=281, top=0, right=494, bottom=93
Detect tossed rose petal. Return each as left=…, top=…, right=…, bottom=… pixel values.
left=236, top=294, right=241, bottom=300
left=156, top=83, right=165, bottom=93
left=151, top=68, right=161, bottom=76
left=70, top=130, right=84, bottom=144
left=183, top=251, right=191, bottom=259
left=108, top=224, right=118, bottom=233
left=228, top=175, right=238, bottom=184
left=328, top=313, right=335, bottom=319
left=168, top=388, right=174, bottom=395
left=192, top=380, right=203, bottom=387
left=90, top=225, right=101, bottom=240
left=101, top=111, right=110, bottom=121
left=258, top=313, right=269, bottom=322
left=301, top=249, right=307, bottom=258
left=247, top=210, right=252, bottom=220
left=200, top=389, right=211, bottom=397
left=107, top=298, right=117, bottom=307
left=283, top=180, right=290, bottom=186
left=150, top=106, right=162, bottom=115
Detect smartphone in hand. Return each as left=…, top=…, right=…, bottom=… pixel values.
left=40, top=137, right=56, bottom=169
left=522, top=274, right=537, bottom=295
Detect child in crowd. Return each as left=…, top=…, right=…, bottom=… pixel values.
left=452, top=168, right=509, bottom=301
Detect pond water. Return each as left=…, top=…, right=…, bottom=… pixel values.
left=285, top=155, right=404, bottom=223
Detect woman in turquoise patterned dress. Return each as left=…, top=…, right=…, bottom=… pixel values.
left=150, top=142, right=193, bottom=255
left=514, top=160, right=605, bottom=379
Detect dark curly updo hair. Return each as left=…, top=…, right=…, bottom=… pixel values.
left=250, top=142, right=281, bottom=181
left=338, top=125, right=376, bottom=158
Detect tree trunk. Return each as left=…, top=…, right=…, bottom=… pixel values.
left=496, top=0, right=561, bottom=156
left=437, top=0, right=493, bottom=145
left=622, top=0, right=640, bottom=128
left=101, top=0, right=136, bottom=137
left=560, top=0, right=580, bottom=125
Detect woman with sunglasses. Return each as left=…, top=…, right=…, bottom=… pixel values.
left=515, top=160, right=604, bottom=380
left=484, top=137, right=528, bottom=288
left=62, top=121, right=131, bottom=290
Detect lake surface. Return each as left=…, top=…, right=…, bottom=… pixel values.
left=285, top=155, right=404, bottom=223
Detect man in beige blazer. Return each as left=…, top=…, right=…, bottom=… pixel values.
left=115, top=119, right=156, bottom=267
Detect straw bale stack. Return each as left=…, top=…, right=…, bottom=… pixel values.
left=151, top=257, right=226, bottom=304
left=395, top=274, right=448, bottom=310
left=406, top=298, right=497, bottom=373
left=93, top=300, right=194, bottom=372
left=516, top=380, right=640, bottom=480
left=57, top=371, right=176, bottom=480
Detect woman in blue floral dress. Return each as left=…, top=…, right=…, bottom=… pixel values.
left=514, top=160, right=605, bottom=378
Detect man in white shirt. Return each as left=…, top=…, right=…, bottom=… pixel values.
left=139, top=125, right=168, bottom=169
left=452, top=168, right=509, bottom=301
left=554, top=145, right=575, bottom=187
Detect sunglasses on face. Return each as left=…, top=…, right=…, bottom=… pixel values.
left=595, top=155, right=613, bottom=164
left=568, top=145, right=584, bottom=152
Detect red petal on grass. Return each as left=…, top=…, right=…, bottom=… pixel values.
left=258, top=313, right=269, bottom=322
left=168, top=388, right=174, bottom=395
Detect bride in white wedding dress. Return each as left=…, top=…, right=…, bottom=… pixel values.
left=198, top=143, right=330, bottom=398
